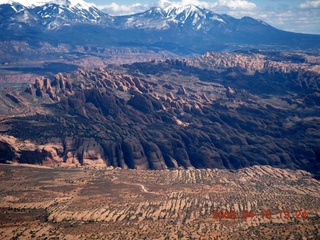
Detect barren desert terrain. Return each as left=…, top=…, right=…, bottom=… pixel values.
left=0, top=164, right=319, bottom=239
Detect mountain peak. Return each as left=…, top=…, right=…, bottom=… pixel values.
left=162, top=4, right=206, bottom=18
left=0, top=0, right=110, bottom=30
left=164, top=4, right=202, bottom=13
left=114, top=4, right=229, bottom=31
left=156, top=4, right=227, bottom=30
left=0, top=0, right=95, bottom=10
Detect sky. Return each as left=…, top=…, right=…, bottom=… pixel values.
left=88, top=0, right=320, bottom=34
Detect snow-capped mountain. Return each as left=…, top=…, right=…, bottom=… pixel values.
left=0, top=0, right=94, bottom=9
left=114, top=5, right=231, bottom=31
left=162, top=4, right=227, bottom=29
left=113, top=3, right=272, bottom=36
left=0, top=0, right=111, bottom=30
left=0, top=0, right=319, bottom=54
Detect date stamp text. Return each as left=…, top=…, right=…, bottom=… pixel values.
left=212, top=209, right=307, bottom=221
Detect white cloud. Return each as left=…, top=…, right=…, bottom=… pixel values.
left=158, top=0, right=171, bottom=8
left=178, top=0, right=210, bottom=8
left=300, top=0, right=320, bottom=9
left=159, top=0, right=256, bottom=10
left=236, top=7, right=320, bottom=34
left=98, top=0, right=256, bottom=16
left=213, top=0, right=256, bottom=10
left=158, top=0, right=211, bottom=9
left=97, top=2, right=150, bottom=16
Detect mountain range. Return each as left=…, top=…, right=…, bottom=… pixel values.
left=1, top=0, right=320, bottom=56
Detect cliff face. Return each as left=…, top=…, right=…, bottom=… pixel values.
left=0, top=51, right=320, bottom=176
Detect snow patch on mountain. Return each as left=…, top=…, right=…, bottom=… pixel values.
left=116, top=4, right=229, bottom=31
left=0, top=0, right=110, bottom=30
left=164, top=4, right=201, bottom=17
left=211, top=15, right=225, bottom=23
left=162, top=4, right=226, bottom=28
left=0, top=0, right=95, bottom=10
left=257, top=19, right=270, bottom=26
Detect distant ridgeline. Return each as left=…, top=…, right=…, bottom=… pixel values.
left=0, top=0, right=320, bottom=59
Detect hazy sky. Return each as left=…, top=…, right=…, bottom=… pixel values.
left=88, top=0, right=320, bottom=34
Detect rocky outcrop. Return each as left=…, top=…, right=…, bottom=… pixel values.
left=0, top=135, right=63, bottom=166
left=0, top=51, right=320, bottom=177
left=192, top=51, right=320, bottom=75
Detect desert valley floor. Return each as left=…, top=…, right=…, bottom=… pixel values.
left=0, top=164, right=319, bottom=239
